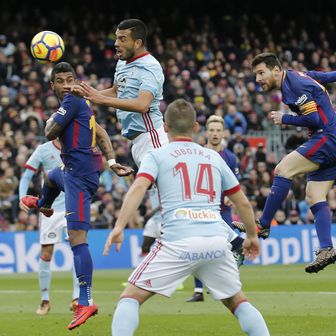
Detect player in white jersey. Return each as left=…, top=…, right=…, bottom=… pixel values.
left=19, top=139, right=79, bottom=315
left=104, top=99, right=270, bottom=336
left=68, top=18, right=167, bottom=257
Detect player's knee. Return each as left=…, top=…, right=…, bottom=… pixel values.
left=222, top=291, right=246, bottom=313
left=67, top=230, right=86, bottom=247
left=40, top=252, right=52, bottom=262
left=43, top=173, right=55, bottom=188
left=274, top=163, right=292, bottom=178
left=305, top=192, right=325, bottom=206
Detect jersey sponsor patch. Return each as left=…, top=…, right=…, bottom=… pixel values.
left=295, top=94, right=308, bottom=106
left=48, top=232, right=56, bottom=239
left=173, top=208, right=220, bottom=221
left=57, top=106, right=67, bottom=115
left=178, top=249, right=226, bottom=261
left=117, top=76, right=126, bottom=92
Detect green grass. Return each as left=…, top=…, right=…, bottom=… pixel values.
left=1, top=264, right=336, bottom=335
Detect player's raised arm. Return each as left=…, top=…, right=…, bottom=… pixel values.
left=306, top=70, right=336, bottom=85
left=275, top=110, right=320, bottom=128
left=45, top=114, right=63, bottom=140
left=80, top=81, right=154, bottom=113
left=95, top=122, right=134, bottom=176
left=65, top=83, right=117, bottom=98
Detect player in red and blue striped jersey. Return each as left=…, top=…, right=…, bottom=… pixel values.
left=22, top=62, right=133, bottom=330
left=233, top=53, right=336, bottom=273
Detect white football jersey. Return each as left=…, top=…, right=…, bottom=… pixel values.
left=24, top=141, right=65, bottom=211
left=137, top=139, right=240, bottom=241
left=114, top=53, right=164, bottom=139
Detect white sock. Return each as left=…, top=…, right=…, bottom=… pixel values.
left=234, top=301, right=270, bottom=336
left=112, top=298, right=140, bottom=336
left=39, top=259, right=51, bottom=301
left=72, top=266, right=79, bottom=300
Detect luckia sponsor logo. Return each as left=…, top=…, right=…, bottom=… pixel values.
left=173, top=208, right=219, bottom=221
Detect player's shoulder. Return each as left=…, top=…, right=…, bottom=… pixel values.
left=137, top=54, right=162, bottom=70
left=62, top=92, right=83, bottom=105
left=286, top=70, right=313, bottom=87
left=223, top=147, right=236, bottom=158
left=38, top=141, right=61, bottom=154
left=35, top=141, right=53, bottom=151
left=116, top=59, right=125, bottom=70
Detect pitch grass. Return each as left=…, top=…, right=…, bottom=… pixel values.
left=0, top=264, right=336, bottom=335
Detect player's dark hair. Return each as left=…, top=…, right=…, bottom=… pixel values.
left=165, top=99, right=196, bottom=134
left=50, top=62, right=76, bottom=82
left=117, top=19, right=147, bottom=46
left=251, top=52, right=282, bottom=70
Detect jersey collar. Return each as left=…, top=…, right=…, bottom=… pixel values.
left=126, top=52, right=150, bottom=64
left=171, top=136, right=192, bottom=142
left=52, top=140, right=61, bottom=150
left=281, top=70, right=287, bottom=86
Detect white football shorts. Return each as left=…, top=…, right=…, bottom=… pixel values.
left=128, top=236, right=241, bottom=300
left=131, top=126, right=169, bottom=168
left=39, top=211, right=67, bottom=245
left=143, top=212, right=162, bottom=238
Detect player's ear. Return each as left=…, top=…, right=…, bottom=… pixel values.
left=193, top=122, right=200, bottom=133
left=163, top=121, right=169, bottom=133
left=272, top=65, right=281, bottom=77
left=135, top=39, right=143, bottom=50
left=50, top=81, right=55, bottom=90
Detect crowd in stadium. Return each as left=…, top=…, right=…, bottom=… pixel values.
left=1, top=3, right=336, bottom=231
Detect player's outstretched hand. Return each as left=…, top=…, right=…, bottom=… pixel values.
left=242, top=236, right=260, bottom=261
left=63, top=84, right=86, bottom=97
left=103, top=227, right=124, bottom=255
left=80, top=81, right=104, bottom=104
left=111, top=163, right=134, bottom=176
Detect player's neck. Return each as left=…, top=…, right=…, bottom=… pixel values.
left=126, top=49, right=149, bottom=64
left=206, top=143, right=223, bottom=152
left=278, top=70, right=285, bottom=88
left=169, top=134, right=193, bottom=142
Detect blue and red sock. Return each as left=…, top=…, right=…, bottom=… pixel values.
left=310, top=201, right=333, bottom=248
left=72, top=243, right=93, bottom=306
left=259, top=176, right=292, bottom=228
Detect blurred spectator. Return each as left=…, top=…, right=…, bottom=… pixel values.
left=0, top=166, right=19, bottom=221
left=284, top=127, right=307, bottom=153
left=224, top=104, right=248, bottom=134
left=1, top=4, right=336, bottom=230
left=274, top=209, right=287, bottom=225
left=255, top=142, right=266, bottom=162
left=286, top=209, right=303, bottom=225
left=14, top=210, right=29, bottom=231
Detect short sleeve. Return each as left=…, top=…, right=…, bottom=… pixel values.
left=219, top=157, right=240, bottom=195
left=53, top=94, right=79, bottom=128
left=136, top=152, right=159, bottom=183
left=25, top=146, right=43, bottom=171
left=139, top=67, right=162, bottom=97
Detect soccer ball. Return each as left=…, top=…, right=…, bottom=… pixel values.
left=30, top=31, right=65, bottom=64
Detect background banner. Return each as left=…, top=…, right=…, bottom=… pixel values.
left=1, top=225, right=335, bottom=273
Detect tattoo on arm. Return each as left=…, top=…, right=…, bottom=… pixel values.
left=96, top=123, right=114, bottom=160
left=45, top=119, right=63, bottom=140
